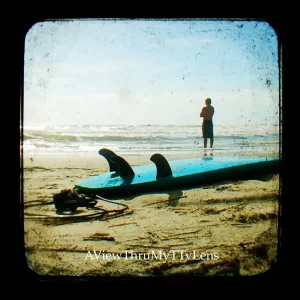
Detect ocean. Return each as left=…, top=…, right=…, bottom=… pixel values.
left=22, top=124, right=280, bottom=157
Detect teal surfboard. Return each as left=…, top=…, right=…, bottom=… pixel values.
left=74, top=148, right=279, bottom=197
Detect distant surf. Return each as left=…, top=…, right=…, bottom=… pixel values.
left=22, top=124, right=280, bottom=157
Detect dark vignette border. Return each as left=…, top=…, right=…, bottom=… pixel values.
left=16, top=15, right=290, bottom=290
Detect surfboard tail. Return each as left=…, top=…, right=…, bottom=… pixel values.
left=99, top=148, right=119, bottom=172
left=110, top=155, right=135, bottom=178
left=150, top=153, right=173, bottom=179
left=99, top=148, right=135, bottom=178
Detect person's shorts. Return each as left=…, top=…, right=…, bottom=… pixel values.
left=202, top=120, right=214, bottom=138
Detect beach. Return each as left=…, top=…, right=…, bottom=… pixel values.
left=22, top=152, right=280, bottom=278
left=21, top=16, right=282, bottom=281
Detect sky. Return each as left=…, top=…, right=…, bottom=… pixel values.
left=23, top=18, right=280, bottom=127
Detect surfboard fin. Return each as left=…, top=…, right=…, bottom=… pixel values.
left=98, top=148, right=119, bottom=173
left=150, top=153, right=173, bottom=179
left=110, top=155, right=135, bottom=178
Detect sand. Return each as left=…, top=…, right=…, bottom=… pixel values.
left=22, top=153, right=280, bottom=278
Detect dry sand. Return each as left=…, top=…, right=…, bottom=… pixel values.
left=22, top=153, right=280, bottom=278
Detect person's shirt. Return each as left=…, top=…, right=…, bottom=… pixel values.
left=200, top=105, right=214, bottom=121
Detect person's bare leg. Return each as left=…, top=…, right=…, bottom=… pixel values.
left=203, top=138, right=207, bottom=156
left=209, top=138, right=214, bottom=156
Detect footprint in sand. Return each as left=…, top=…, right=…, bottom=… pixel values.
left=216, top=185, right=231, bottom=191
left=216, top=185, right=240, bottom=192
left=46, top=184, right=58, bottom=189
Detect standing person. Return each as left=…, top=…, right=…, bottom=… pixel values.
left=200, top=98, right=214, bottom=153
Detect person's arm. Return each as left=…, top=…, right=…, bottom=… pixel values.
left=200, top=108, right=203, bottom=118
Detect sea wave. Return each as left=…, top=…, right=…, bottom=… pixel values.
left=22, top=124, right=280, bottom=156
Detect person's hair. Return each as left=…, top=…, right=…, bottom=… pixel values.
left=205, top=98, right=211, bottom=105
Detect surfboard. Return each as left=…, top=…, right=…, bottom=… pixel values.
left=74, top=148, right=279, bottom=197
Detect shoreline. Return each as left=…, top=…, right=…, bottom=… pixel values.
left=22, top=151, right=279, bottom=169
